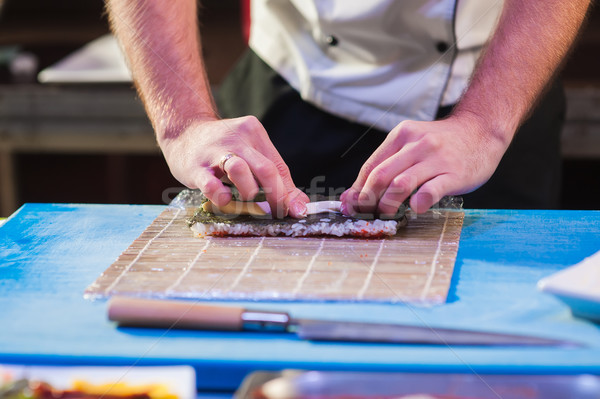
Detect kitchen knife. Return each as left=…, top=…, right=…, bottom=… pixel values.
left=107, top=296, right=581, bottom=347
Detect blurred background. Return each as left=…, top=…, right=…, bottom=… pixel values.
left=0, top=0, right=598, bottom=218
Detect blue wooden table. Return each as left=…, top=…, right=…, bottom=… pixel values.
left=1, top=203, right=599, bottom=391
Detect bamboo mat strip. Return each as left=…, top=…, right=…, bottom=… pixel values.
left=293, top=238, right=325, bottom=295
left=85, top=207, right=464, bottom=303
left=165, top=237, right=212, bottom=295
left=357, top=239, right=385, bottom=300
left=420, top=212, right=449, bottom=301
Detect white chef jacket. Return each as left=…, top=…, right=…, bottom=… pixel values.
left=249, top=0, right=504, bottom=132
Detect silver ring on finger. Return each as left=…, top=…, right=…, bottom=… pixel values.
left=219, top=153, right=238, bottom=174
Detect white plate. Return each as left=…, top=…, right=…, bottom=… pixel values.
left=38, top=34, right=132, bottom=83
left=0, top=365, right=196, bottom=399
left=538, top=250, right=600, bottom=322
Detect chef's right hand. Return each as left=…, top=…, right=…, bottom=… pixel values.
left=159, top=116, right=309, bottom=218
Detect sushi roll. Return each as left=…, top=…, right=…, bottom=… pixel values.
left=187, top=199, right=407, bottom=238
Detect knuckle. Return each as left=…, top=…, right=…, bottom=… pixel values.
left=394, top=120, right=427, bottom=144
left=395, top=120, right=416, bottom=137
left=274, top=160, right=291, bottom=176
left=226, top=158, right=246, bottom=175
left=420, top=133, right=441, bottom=152
left=243, top=115, right=260, bottom=126
left=359, top=160, right=378, bottom=177
left=272, top=160, right=293, bottom=187
left=357, top=189, right=378, bottom=207
left=428, top=134, right=442, bottom=150
left=366, top=167, right=389, bottom=188
left=238, top=115, right=263, bottom=134
left=253, top=160, right=278, bottom=179
left=390, top=174, right=414, bottom=194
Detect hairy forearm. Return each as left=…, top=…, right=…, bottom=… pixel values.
left=454, top=0, right=590, bottom=145
left=106, top=0, right=217, bottom=143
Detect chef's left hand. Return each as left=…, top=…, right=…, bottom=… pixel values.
left=341, top=113, right=511, bottom=215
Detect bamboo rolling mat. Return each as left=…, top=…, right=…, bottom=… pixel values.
left=85, top=207, right=464, bottom=303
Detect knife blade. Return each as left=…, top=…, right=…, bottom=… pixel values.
left=107, top=296, right=581, bottom=347
left=294, top=319, right=577, bottom=346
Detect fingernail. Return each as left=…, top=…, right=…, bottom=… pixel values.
left=291, top=201, right=307, bottom=218
left=340, top=202, right=348, bottom=215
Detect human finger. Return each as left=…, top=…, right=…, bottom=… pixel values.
left=252, top=136, right=308, bottom=218
left=409, top=174, right=456, bottom=213
left=194, top=168, right=233, bottom=207
left=267, top=158, right=308, bottom=218
left=348, top=121, right=417, bottom=190
left=377, top=165, right=429, bottom=216
left=355, top=147, right=418, bottom=214
left=221, top=154, right=260, bottom=201
left=243, top=150, right=289, bottom=218
left=340, top=187, right=360, bottom=216
left=286, top=188, right=310, bottom=219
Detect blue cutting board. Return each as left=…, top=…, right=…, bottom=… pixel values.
left=1, top=203, right=600, bottom=391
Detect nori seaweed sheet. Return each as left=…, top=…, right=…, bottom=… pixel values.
left=188, top=207, right=408, bottom=227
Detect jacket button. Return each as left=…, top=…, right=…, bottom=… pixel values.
left=436, top=41, right=449, bottom=53
left=325, top=35, right=339, bottom=46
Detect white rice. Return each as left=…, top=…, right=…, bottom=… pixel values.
left=190, top=218, right=400, bottom=238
